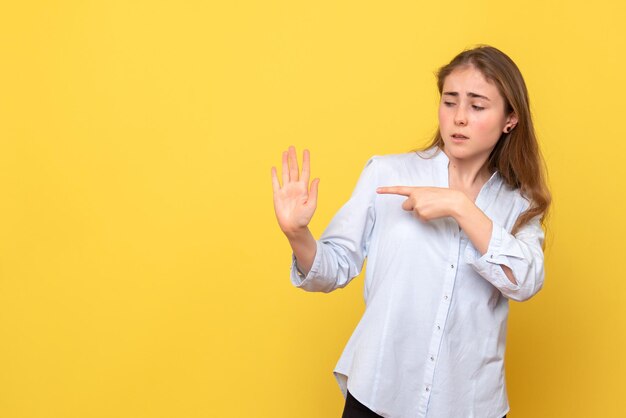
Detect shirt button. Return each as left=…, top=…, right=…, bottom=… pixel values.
left=425, top=386, right=430, bottom=392
left=490, top=254, right=494, bottom=259
left=450, top=264, right=454, bottom=269
left=444, top=295, right=448, bottom=300
left=437, top=324, right=441, bottom=330
left=430, top=356, right=435, bottom=361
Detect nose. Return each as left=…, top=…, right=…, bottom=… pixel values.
left=454, top=106, right=467, bottom=126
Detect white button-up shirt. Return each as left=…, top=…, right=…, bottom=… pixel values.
left=290, top=147, right=545, bottom=418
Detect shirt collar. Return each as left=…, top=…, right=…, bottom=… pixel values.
left=428, top=146, right=502, bottom=190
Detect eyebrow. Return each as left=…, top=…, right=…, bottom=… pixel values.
left=443, top=91, right=491, bottom=101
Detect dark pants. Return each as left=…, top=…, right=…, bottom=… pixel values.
left=342, top=390, right=507, bottom=418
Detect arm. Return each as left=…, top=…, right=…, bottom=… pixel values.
left=294, top=158, right=377, bottom=292
left=376, top=186, right=545, bottom=302
left=462, top=211, right=545, bottom=302
left=272, top=147, right=378, bottom=292
left=452, top=196, right=518, bottom=286
left=285, top=227, right=317, bottom=276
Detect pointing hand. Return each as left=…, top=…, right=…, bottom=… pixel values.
left=376, top=186, right=463, bottom=221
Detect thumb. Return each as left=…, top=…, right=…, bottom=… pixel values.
left=401, top=197, right=414, bottom=212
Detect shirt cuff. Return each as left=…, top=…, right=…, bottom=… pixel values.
left=464, top=222, right=525, bottom=292
left=290, top=240, right=323, bottom=287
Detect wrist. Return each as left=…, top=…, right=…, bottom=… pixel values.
left=283, top=225, right=311, bottom=241
left=450, top=190, right=471, bottom=221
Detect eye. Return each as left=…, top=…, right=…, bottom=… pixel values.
left=443, top=101, right=455, bottom=107
left=472, top=105, right=485, bottom=111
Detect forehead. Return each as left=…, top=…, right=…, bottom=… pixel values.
left=442, top=65, right=502, bottom=101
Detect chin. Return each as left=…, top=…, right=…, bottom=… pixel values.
left=442, top=140, right=466, bottom=152
left=442, top=143, right=474, bottom=160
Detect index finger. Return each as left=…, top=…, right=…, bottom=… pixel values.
left=376, top=186, right=415, bottom=196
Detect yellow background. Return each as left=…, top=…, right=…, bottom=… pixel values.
left=1, top=1, right=624, bottom=417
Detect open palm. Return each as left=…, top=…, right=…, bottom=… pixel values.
left=271, top=146, right=320, bottom=236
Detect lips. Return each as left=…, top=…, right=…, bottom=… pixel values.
left=452, top=133, right=469, bottom=139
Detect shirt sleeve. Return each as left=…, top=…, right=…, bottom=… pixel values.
left=290, top=157, right=378, bottom=293
left=464, top=215, right=545, bottom=302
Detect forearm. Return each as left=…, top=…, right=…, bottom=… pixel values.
left=453, top=195, right=518, bottom=285
left=285, top=227, right=317, bottom=276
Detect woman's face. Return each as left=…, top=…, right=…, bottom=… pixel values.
left=438, top=65, right=517, bottom=165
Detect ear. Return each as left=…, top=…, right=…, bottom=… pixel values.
left=503, top=112, right=519, bottom=132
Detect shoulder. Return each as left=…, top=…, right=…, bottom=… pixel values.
left=364, top=148, right=442, bottom=175
left=354, top=147, right=446, bottom=189
left=364, top=152, right=416, bottom=168
left=493, top=174, right=533, bottom=215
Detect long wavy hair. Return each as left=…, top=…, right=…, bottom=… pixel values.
left=423, top=45, right=551, bottom=234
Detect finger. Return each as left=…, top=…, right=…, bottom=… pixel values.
left=271, top=166, right=281, bottom=192
left=288, top=145, right=299, bottom=182
left=401, top=198, right=414, bottom=212
left=282, top=151, right=289, bottom=184
left=376, top=186, right=414, bottom=196
left=301, top=149, right=311, bottom=185
left=308, top=178, right=320, bottom=207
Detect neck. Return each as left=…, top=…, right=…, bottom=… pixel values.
left=443, top=148, right=493, bottom=189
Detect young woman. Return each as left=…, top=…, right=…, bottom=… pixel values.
left=271, top=45, right=550, bottom=418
